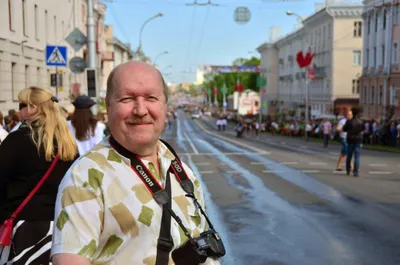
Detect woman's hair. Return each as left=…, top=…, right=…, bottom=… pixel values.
left=0, top=112, right=3, bottom=126
left=71, top=108, right=98, bottom=141
left=18, top=86, right=77, bottom=161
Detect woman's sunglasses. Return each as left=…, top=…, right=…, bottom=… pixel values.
left=19, top=102, right=28, bottom=111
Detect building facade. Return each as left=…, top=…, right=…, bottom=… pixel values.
left=360, top=0, right=400, bottom=120
left=256, top=42, right=279, bottom=115
left=258, top=4, right=363, bottom=118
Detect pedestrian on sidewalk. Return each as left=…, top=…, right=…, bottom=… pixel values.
left=335, top=109, right=353, bottom=171
left=0, top=87, right=78, bottom=265
left=322, top=118, right=332, bottom=148
left=343, top=108, right=364, bottom=177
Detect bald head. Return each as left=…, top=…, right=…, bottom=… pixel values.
left=106, top=61, right=168, bottom=106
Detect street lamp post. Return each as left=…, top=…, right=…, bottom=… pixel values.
left=287, top=10, right=309, bottom=141
left=153, top=51, right=169, bottom=66
left=136, top=12, right=163, bottom=61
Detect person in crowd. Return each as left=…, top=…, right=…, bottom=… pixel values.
left=51, top=62, right=223, bottom=265
left=335, top=109, right=353, bottom=171
left=322, top=118, right=332, bottom=148
left=343, top=108, right=364, bottom=177
left=68, top=95, right=106, bottom=155
left=0, top=87, right=78, bottom=265
left=0, top=112, right=8, bottom=143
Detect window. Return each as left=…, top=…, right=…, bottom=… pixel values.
left=34, top=5, right=39, bottom=40
left=368, top=16, right=371, bottom=34
left=353, top=51, right=361, bottom=65
left=8, top=0, right=13, bottom=31
left=382, top=45, right=385, bottom=66
left=393, top=42, right=398, bottom=63
left=383, top=9, right=387, bottom=30
left=352, top=80, right=361, bottom=94
left=363, top=87, right=367, bottom=103
left=22, top=0, right=27, bottom=36
left=394, top=6, right=399, bottom=25
left=54, top=16, right=57, bottom=41
left=12, top=63, right=16, bottom=100
left=36, top=67, right=40, bottom=85
left=45, top=10, right=48, bottom=42
left=370, top=86, right=375, bottom=104
left=366, top=48, right=369, bottom=67
left=354, top=21, right=362, bottom=37
left=378, top=86, right=383, bottom=104
left=25, top=65, right=29, bottom=88
left=373, top=47, right=377, bottom=66
left=390, top=85, right=396, bottom=105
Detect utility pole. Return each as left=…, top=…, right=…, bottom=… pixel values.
left=87, top=0, right=96, bottom=69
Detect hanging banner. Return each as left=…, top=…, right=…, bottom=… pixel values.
left=203, top=65, right=260, bottom=73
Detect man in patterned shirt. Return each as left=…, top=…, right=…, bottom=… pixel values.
left=51, top=62, right=221, bottom=265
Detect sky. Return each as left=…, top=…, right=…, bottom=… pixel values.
left=104, top=0, right=330, bottom=84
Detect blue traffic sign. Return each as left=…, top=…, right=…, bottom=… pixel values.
left=46, top=45, right=67, bottom=66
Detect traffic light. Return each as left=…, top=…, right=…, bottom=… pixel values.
left=50, top=74, right=57, bottom=87
left=86, top=68, right=97, bottom=98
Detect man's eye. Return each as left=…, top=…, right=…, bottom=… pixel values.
left=119, top=97, right=133, bottom=103
left=147, top=96, right=158, bottom=101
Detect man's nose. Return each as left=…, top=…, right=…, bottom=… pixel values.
left=132, top=98, right=148, bottom=117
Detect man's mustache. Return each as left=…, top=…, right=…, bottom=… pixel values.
left=125, top=118, right=154, bottom=125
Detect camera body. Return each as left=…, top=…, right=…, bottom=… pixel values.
left=172, top=229, right=226, bottom=265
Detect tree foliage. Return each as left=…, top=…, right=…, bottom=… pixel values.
left=202, top=57, right=261, bottom=104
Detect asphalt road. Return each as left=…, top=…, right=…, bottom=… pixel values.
left=161, top=111, right=400, bottom=265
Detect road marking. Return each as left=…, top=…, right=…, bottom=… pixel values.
left=368, top=164, right=387, bottom=167
left=263, top=170, right=284, bottom=173
left=302, top=170, right=320, bottom=173
left=194, top=120, right=271, bottom=155
left=184, top=132, right=199, bottom=154
left=280, top=141, right=286, bottom=144
left=330, top=152, right=339, bottom=155
left=309, top=162, right=327, bottom=165
left=281, top=162, right=298, bottom=165
left=195, top=162, right=211, bottom=165
left=300, top=145, right=307, bottom=148
left=178, top=152, right=267, bottom=156
left=251, top=162, right=264, bottom=165
left=333, top=170, right=346, bottom=174
left=369, top=171, right=392, bottom=175
left=226, top=170, right=241, bottom=173
left=199, top=171, right=214, bottom=174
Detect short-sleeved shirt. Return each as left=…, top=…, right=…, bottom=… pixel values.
left=51, top=137, right=220, bottom=265
left=338, top=118, right=347, bottom=139
left=322, top=121, right=332, bottom=134
left=68, top=120, right=106, bottom=155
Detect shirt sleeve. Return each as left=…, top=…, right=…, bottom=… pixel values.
left=51, top=158, right=104, bottom=261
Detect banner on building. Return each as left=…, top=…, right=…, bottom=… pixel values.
left=203, top=65, right=260, bottom=73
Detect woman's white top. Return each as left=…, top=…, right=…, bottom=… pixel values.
left=68, top=120, right=106, bottom=155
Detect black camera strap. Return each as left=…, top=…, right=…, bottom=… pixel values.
left=109, top=136, right=217, bottom=264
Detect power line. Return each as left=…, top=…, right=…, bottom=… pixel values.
left=109, top=4, right=131, bottom=44
left=193, top=5, right=210, bottom=66
left=184, top=6, right=198, bottom=71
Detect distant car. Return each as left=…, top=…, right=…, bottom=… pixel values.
left=191, top=112, right=201, bottom=119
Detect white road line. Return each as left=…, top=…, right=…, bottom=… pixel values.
left=332, top=170, right=346, bottom=174
left=194, top=120, right=271, bottom=155
left=329, top=152, right=339, bottom=155
left=226, top=171, right=241, bottom=173
left=281, top=162, right=298, bottom=165
left=251, top=162, right=264, bottom=165
left=300, top=145, right=307, bottom=148
left=195, top=162, right=211, bottom=165
left=184, top=132, right=199, bottom=154
left=198, top=171, right=214, bottom=174
left=302, top=170, right=320, bottom=173
left=368, top=164, right=387, bottom=167
left=309, top=162, right=327, bottom=165
left=369, top=171, right=392, bottom=175
left=177, top=152, right=267, bottom=156
left=263, top=170, right=284, bottom=173
left=280, top=141, right=286, bottom=144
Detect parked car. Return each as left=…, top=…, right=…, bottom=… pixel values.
left=191, top=111, right=201, bottom=119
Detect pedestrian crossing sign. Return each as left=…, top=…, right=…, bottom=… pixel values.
left=45, top=45, right=67, bottom=66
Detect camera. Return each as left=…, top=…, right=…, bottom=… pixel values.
left=172, top=229, right=226, bottom=265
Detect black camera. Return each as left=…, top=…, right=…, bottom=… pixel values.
left=172, top=229, right=226, bottom=265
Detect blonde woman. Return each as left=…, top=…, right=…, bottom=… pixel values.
left=0, top=87, right=78, bottom=265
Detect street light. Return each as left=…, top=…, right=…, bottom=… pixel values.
left=137, top=12, right=164, bottom=60
left=287, top=10, right=310, bottom=141
left=153, top=51, right=168, bottom=66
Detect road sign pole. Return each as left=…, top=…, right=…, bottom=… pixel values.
left=87, top=0, right=96, bottom=69
left=55, top=66, right=58, bottom=97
